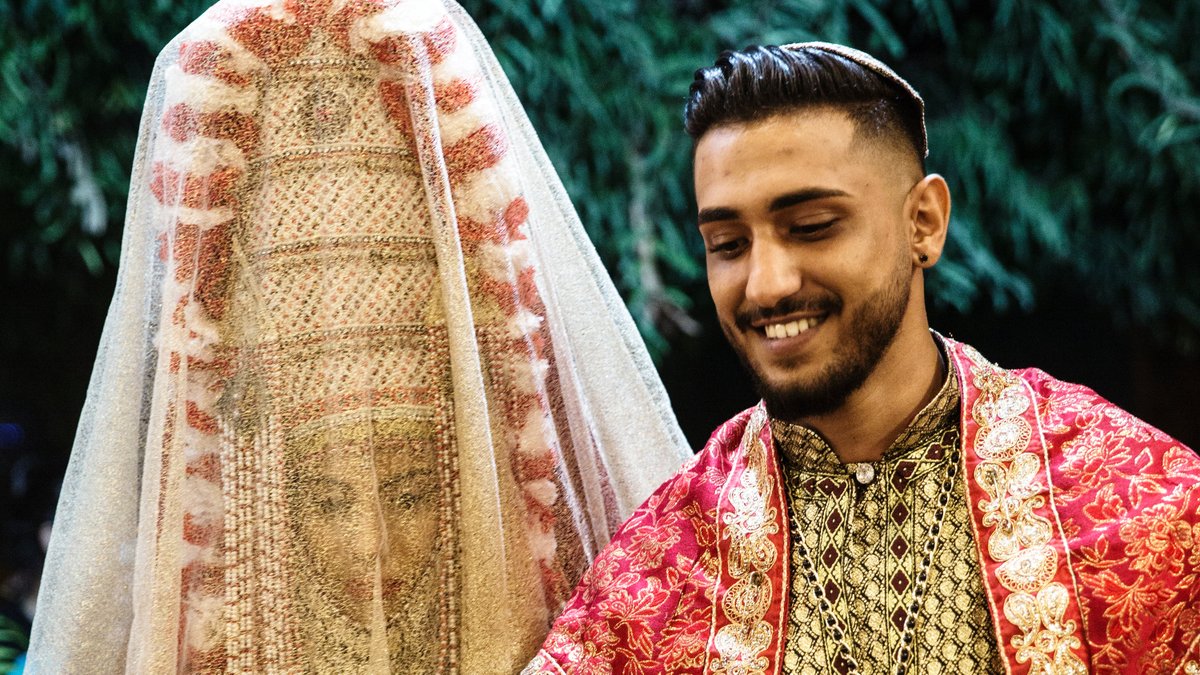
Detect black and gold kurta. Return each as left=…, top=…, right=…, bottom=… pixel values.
left=773, top=364, right=1004, bottom=674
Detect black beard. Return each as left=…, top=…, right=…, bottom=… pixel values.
left=727, top=270, right=910, bottom=421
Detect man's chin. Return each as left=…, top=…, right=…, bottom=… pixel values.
left=746, top=360, right=871, bottom=421
left=756, top=382, right=849, bottom=420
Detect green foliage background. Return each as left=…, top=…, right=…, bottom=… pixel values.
left=4, top=0, right=1197, bottom=358
left=1, top=0, right=1197, bottom=448
left=457, top=0, right=1200, bottom=355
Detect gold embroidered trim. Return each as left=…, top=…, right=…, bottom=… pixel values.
left=713, top=406, right=779, bottom=675
left=963, top=346, right=1087, bottom=674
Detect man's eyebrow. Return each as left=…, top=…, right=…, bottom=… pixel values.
left=697, top=206, right=739, bottom=226
left=769, top=188, right=849, bottom=212
left=698, top=188, right=850, bottom=226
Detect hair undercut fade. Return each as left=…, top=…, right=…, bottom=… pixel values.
left=684, top=44, right=927, bottom=171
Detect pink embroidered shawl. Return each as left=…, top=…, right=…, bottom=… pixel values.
left=528, top=337, right=1200, bottom=674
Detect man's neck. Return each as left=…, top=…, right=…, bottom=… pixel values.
left=795, top=330, right=946, bottom=464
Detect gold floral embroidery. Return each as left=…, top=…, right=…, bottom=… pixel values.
left=963, top=346, right=1088, bottom=674
left=712, top=406, right=779, bottom=675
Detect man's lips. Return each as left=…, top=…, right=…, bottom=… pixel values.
left=736, top=296, right=841, bottom=338
left=759, top=314, right=827, bottom=339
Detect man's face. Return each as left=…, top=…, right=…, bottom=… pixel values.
left=694, top=108, right=922, bottom=420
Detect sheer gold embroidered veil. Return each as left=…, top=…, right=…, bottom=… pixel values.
left=27, top=0, right=689, bottom=671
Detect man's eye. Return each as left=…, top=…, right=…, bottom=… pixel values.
left=706, top=239, right=746, bottom=256
left=791, top=220, right=835, bottom=237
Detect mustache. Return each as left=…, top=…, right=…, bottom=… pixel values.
left=735, top=293, right=842, bottom=329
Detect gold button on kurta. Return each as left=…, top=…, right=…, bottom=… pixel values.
left=773, top=364, right=1004, bottom=674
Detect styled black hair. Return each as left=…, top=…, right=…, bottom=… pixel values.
left=684, top=44, right=926, bottom=170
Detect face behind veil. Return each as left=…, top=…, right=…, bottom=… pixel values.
left=27, top=1, right=690, bottom=672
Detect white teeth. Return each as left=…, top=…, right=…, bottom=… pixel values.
left=764, top=317, right=822, bottom=339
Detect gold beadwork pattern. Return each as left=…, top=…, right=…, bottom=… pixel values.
left=775, top=364, right=1003, bottom=674
left=233, top=35, right=459, bottom=671
left=712, top=406, right=781, bottom=675
left=961, top=346, right=1088, bottom=674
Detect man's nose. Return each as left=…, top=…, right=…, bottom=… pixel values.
left=745, top=238, right=802, bottom=310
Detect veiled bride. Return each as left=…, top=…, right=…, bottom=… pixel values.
left=26, top=1, right=690, bottom=671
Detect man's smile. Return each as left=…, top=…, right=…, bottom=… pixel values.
left=761, top=314, right=827, bottom=339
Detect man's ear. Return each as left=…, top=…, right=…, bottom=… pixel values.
left=909, top=174, right=951, bottom=268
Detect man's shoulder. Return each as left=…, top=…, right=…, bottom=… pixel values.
left=947, top=336, right=1199, bottom=506
left=950, top=338, right=1199, bottom=514
left=624, top=404, right=759, bottom=519
left=945, top=336, right=1191, bottom=455
left=694, top=404, right=759, bottom=463
left=569, top=405, right=762, bottom=589
left=1013, top=364, right=1191, bottom=455
left=529, top=409, right=762, bottom=671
